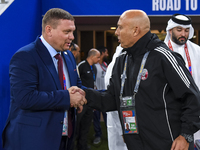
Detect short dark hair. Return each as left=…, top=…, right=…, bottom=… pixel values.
left=42, top=8, right=74, bottom=32
left=97, top=46, right=107, bottom=54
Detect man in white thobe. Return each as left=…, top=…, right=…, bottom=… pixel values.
left=105, top=45, right=128, bottom=150
left=164, top=13, right=200, bottom=145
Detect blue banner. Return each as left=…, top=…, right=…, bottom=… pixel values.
left=42, top=0, right=200, bottom=16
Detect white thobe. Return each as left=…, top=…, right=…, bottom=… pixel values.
left=105, top=45, right=128, bottom=150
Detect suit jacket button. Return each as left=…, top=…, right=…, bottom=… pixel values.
left=60, top=121, right=63, bottom=124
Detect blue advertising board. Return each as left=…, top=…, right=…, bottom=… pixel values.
left=42, top=0, right=200, bottom=16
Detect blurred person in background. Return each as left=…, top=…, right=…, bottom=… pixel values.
left=93, top=46, right=109, bottom=144
left=76, top=49, right=100, bottom=150
left=105, top=44, right=128, bottom=150
left=69, top=42, right=81, bottom=64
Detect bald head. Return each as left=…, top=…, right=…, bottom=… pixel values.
left=115, top=10, right=150, bottom=48
left=87, top=48, right=100, bottom=65
left=87, top=49, right=99, bottom=57
left=121, top=10, right=150, bottom=32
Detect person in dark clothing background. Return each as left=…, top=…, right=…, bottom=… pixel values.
left=84, top=10, right=200, bottom=150
left=93, top=46, right=109, bottom=144
left=69, top=42, right=81, bottom=64
left=76, top=48, right=100, bottom=150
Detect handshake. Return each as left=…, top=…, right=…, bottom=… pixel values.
left=68, top=86, right=87, bottom=113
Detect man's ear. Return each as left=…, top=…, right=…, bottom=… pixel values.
left=133, top=26, right=140, bottom=36
left=169, top=29, right=172, bottom=35
left=45, top=25, right=52, bottom=37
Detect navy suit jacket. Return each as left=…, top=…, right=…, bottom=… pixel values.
left=2, top=37, right=84, bottom=150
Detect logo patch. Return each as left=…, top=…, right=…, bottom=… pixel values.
left=141, top=68, right=148, bottom=80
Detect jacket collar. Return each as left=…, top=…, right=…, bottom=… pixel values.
left=122, top=31, right=160, bottom=57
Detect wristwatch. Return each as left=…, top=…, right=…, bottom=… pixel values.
left=181, top=133, right=193, bottom=143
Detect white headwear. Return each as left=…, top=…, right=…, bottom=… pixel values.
left=164, top=14, right=194, bottom=43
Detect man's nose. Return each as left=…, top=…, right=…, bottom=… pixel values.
left=115, top=28, right=119, bottom=36
left=69, top=32, right=74, bottom=40
left=181, top=31, right=187, bottom=37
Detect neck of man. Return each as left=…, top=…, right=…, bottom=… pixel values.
left=99, top=58, right=103, bottom=64
left=87, top=58, right=93, bottom=66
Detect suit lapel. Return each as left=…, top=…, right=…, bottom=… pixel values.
left=62, top=51, right=75, bottom=86
left=35, top=37, right=62, bottom=90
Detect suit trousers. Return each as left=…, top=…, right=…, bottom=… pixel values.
left=59, top=136, right=69, bottom=150
left=93, top=110, right=107, bottom=137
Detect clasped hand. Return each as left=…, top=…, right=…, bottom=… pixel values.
left=171, top=135, right=189, bottom=150
left=68, top=86, right=87, bottom=113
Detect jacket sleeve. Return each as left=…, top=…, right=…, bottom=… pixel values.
left=85, top=64, right=118, bottom=112
left=85, top=89, right=117, bottom=113
left=10, top=50, right=70, bottom=111
left=162, top=51, right=200, bottom=135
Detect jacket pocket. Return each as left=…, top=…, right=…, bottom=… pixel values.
left=17, top=115, right=42, bottom=127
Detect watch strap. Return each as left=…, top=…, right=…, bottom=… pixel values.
left=181, top=133, right=193, bottom=143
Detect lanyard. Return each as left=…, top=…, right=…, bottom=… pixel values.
left=120, top=51, right=150, bottom=98
left=90, top=65, right=96, bottom=81
left=168, top=40, right=192, bottom=75
left=100, top=62, right=107, bottom=72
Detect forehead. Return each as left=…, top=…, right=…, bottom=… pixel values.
left=174, top=26, right=190, bottom=30
left=117, top=16, right=131, bottom=27
left=95, top=52, right=100, bottom=57
left=117, top=16, right=125, bottom=25
left=57, top=19, right=76, bottom=30
left=76, top=46, right=80, bottom=50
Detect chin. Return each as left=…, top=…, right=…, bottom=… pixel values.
left=120, top=44, right=125, bottom=48
left=65, top=47, right=69, bottom=50
left=179, top=41, right=186, bottom=45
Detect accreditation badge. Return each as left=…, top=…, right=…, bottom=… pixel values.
left=121, top=110, right=138, bottom=134
left=120, top=96, right=134, bottom=107
left=62, top=111, right=68, bottom=136
left=120, top=96, right=139, bottom=134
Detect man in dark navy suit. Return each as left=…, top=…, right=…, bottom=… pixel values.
left=2, top=8, right=86, bottom=150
